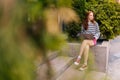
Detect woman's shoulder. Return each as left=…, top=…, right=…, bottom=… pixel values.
left=94, top=21, right=98, bottom=24
left=94, top=21, right=99, bottom=26
left=88, top=21, right=98, bottom=26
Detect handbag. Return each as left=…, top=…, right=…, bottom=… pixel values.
left=80, top=33, right=94, bottom=40
left=77, top=31, right=94, bottom=40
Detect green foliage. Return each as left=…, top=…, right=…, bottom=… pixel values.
left=0, top=0, right=75, bottom=80
left=0, top=1, right=35, bottom=80
left=85, top=2, right=120, bottom=39
left=62, top=0, right=85, bottom=41
left=65, top=0, right=120, bottom=40
left=57, top=0, right=72, bottom=7
left=64, top=22, right=81, bottom=41
left=27, top=0, right=71, bottom=50
left=0, top=36, right=35, bottom=80
left=72, top=0, right=86, bottom=20
left=43, top=33, right=67, bottom=50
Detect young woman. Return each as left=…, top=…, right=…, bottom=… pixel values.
left=74, top=11, right=100, bottom=70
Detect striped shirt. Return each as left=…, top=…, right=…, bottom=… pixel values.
left=81, top=21, right=100, bottom=40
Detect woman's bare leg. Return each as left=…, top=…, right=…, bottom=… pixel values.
left=74, top=40, right=94, bottom=65
left=78, top=40, right=88, bottom=57
left=79, top=40, right=94, bottom=57
left=83, top=45, right=89, bottom=65
left=79, top=40, right=94, bottom=70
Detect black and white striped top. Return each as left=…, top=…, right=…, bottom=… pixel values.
left=81, top=21, right=100, bottom=40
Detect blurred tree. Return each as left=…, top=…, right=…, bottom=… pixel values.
left=0, top=0, right=79, bottom=80
left=0, top=0, right=35, bottom=80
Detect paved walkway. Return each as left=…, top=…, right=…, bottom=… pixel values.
left=108, top=36, right=120, bottom=80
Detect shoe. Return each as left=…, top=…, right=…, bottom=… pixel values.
left=74, top=57, right=81, bottom=65
left=74, top=62, right=79, bottom=65
left=79, top=64, right=88, bottom=71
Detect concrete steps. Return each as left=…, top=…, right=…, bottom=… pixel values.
left=37, top=56, right=74, bottom=80
left=37, top=41, right=110, bottom=80
left=36, top=51, right=59, bottom=66
left=57, top=64, right=110, bottom=80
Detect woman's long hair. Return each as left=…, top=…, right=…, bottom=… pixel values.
left=82, top=11, right=95, bottom=30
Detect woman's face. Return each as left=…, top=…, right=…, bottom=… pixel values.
left=88, top=12, right=94, bottom=21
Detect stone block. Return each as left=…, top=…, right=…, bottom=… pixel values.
left=61, top=41, right=110, bottom=72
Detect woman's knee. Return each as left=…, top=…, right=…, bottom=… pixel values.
left=82, top=40, right=88, bottom=44
left=85, top=45, right=89, bottom=50
left=83, top=40, right=94, bottom=46
left=82, top=40, right=90, bottom=45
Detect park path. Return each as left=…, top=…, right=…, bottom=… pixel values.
left=108, top=36, right=120, bottom=80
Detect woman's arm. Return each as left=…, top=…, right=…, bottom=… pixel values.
left=81, top=25, right=84, bottom=33
left=94, top=22, right=100, bottom=40
left=77, top=25, right=84, bottom=37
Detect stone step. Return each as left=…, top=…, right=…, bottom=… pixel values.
left=47, top=51, right=59, bottom=61
left=60, top=43, right=80, bottom=57
left=36, top=51, right=59, bottom=66
left=57, top=64, right=110, bottom=80
left=37, top=56, right=74, bottom=80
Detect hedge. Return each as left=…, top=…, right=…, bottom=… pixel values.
left=65, top=0, right=120, bottom=40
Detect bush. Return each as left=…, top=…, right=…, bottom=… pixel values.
left=85, top=2, right=120, bottom=39
left=63, top=22, right=81, bottom=42
left=65, top=0, right=120, bottom=40
left=62, top=0, right=85, bottom=41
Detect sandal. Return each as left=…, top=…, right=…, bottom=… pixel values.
left=79, top=64, right=88, bottom=71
